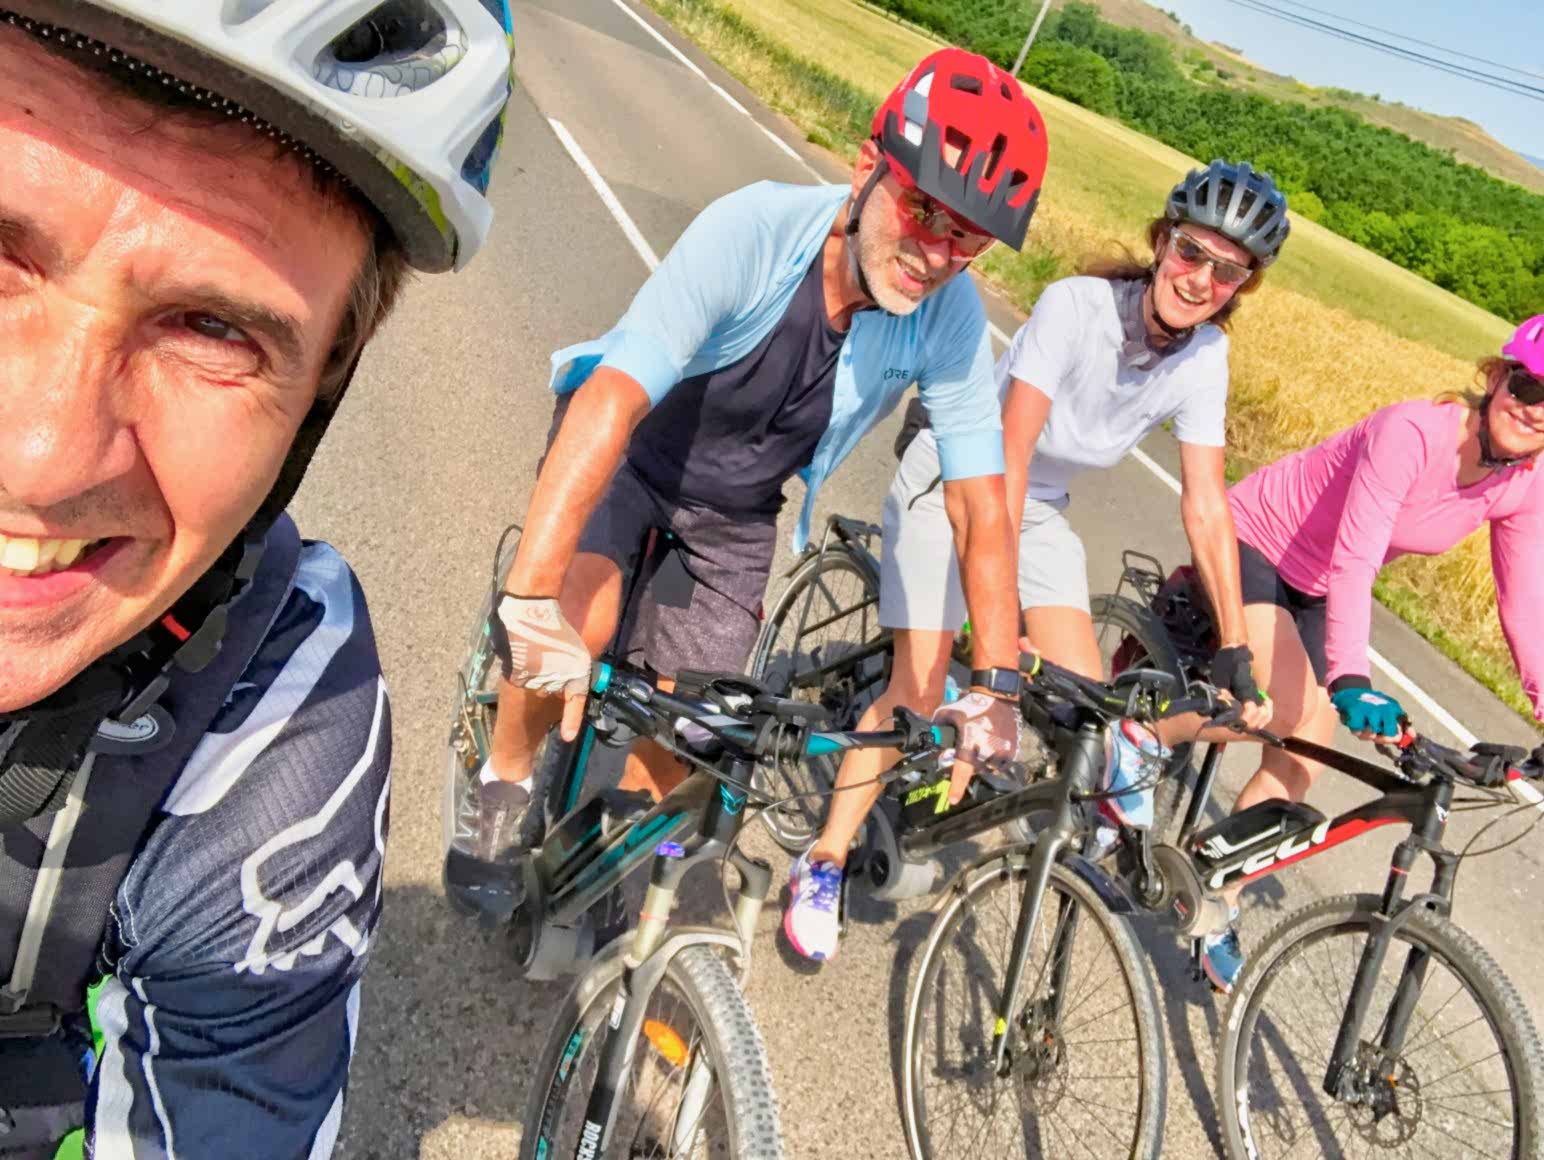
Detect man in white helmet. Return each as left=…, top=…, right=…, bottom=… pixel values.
left=0, top=3, right=513, bottom=1155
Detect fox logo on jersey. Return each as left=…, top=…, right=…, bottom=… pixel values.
left=236, top=678, right=391, bottom=975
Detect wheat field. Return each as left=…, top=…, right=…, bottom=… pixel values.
left=646, top=0, right=1532, bottom=722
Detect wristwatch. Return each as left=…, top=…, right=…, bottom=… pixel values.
left=970, top=667, right=1023, bottom=700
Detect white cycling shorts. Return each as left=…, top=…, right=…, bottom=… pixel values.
left=878, top=429, right=1090, bottom=631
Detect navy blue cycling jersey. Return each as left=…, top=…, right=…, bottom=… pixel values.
left=626, top=248, right=845, bottom=513
left=0, top=523, right=391, bottom=1158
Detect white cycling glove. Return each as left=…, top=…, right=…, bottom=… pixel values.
left=494, top=595, right=590, bottom=696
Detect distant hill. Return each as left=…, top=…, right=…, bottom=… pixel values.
left=1526, top=153, right=1544, bottom=172
left=1067, top=0, right=1544, bottom=194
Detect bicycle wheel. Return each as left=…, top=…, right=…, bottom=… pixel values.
left=1218, top=893, right=1544, bottom=1160
left=522, top=944, right=783, bottom=1159
left=1090, top=593, right=1193, bottom=836
left=748, top=545, right=887, bottom=852
left=902, top=857, right=1168, bottom=1158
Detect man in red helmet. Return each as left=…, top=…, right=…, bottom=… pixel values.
left=446, top=49, right=1050, bottom=923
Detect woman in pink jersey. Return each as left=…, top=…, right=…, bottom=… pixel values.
left=1197, top=315, right=1544, bottom=991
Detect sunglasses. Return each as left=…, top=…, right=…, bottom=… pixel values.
left=1168, top=229, right=1254, bottom=286
left=1505, top=363, right=1544, bottom=407
left=891, top=181, right=997, bottom=264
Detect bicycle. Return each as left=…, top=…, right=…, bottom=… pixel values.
left=443, top=528, right=961, bottom=1160
left=747, top=515, right=974, bottom=891
left=894, top=655, right=1229, bottom=1158
left=1096, top=551, right=1544, bottom=1158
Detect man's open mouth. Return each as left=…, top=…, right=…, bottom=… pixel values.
left=0, top=536, right=113, bottom=577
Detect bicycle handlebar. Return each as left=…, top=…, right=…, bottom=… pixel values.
left=1383, top=732, right=1544, bottom=804
left=587, top=661, right=952, bottom=764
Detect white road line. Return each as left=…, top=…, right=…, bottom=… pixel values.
left=605, top=0, right=822, bottom=180
left=548, top=118, right=659, bottom=271
left=1131, top=446, right=1181, bottom=495
left=1366, top=647, right=1478, bottom=746
left=571, top=6, right=1484, bottom=749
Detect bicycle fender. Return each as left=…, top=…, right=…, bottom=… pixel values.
left=939, top=843, right=1136, bottom=916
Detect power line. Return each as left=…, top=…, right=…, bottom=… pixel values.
left=1216, top=0, right=1544, bottom=105
left=1266, top=0, right=1544, bottom=84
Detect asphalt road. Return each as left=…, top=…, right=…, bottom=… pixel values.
left=294, top=3, right=1544, bottom=1156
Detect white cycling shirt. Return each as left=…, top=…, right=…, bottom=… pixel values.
left=1002, top=276, right=1230, bottom=501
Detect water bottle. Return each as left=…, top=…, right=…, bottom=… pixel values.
left=942, top=673, right=962, bottom=704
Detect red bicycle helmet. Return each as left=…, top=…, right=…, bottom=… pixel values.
left=872, top=48, right=1048, bottom=251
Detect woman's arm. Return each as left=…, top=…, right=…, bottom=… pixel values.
left=1490, top=496, right=1544, bottom=722
left=1178, top=442, right=1248, bottom=648
left=1002, top=377, right=1052, bottom=536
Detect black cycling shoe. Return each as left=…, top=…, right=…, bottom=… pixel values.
left=444, top=776, right=534, bottom=926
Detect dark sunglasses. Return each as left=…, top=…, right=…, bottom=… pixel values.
left=1169, top=229, right=1254, bottom=286
left=1505, top=364, right=1544, bottom=407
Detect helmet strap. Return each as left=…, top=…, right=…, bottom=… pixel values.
left=1477, top=391, right=1532, bottom=470
left=845, top=154, right=890, bottom=312
left=0, top=524, right=266, bottom=828
left=1139, top=274, right=1194, bottom=344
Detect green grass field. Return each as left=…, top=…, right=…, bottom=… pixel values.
left=645, top=0, right=1535, bottom=726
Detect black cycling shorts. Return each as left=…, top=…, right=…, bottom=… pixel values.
left=1238, top=539, right=1329, bottom=686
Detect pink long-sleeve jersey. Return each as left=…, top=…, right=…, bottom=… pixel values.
left=1229, top=399, right=1544, bottom=719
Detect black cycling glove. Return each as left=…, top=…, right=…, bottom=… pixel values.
left=1210, top=644, right=1263, bottom=705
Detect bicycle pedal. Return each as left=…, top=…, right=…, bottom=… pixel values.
left=1188, top=938, right=1207, bottom=984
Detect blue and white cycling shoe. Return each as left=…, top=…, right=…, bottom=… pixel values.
left=784, top=847, right=845, bottom=962
left=1097, top=719, right=1171, bottom=830
left=1201, top=923, right=1246, bottom=993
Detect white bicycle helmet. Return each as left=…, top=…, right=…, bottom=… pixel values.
left=2, top=0, right=514, bottom=271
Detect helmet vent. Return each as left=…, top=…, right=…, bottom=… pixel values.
left=982, top=133, right=1007, bottom=184
left=944, top=126, right=972, bottom=170
left=950, top=74, right=982, bottom=95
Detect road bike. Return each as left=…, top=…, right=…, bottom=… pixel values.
left=443, top=528, right=959, bottom=1159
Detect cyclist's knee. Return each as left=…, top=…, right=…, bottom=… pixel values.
left=563, top=553, right=623, bottom=656
left=1262, top=746, right=1320, bottom=800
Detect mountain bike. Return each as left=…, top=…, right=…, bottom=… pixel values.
left=444, top=529, right=960, bottom=1159
left=894, top=655, right=1229, bottom=1158
left=1096, top=551, right=1544, bottom=1158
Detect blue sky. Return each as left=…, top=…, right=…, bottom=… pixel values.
left=1157, top=0, right=1544, bottom=161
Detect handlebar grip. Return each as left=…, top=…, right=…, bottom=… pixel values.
left=1162, top=695, right=1218, bottom=719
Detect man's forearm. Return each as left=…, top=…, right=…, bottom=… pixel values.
left=947, top=476, right=1021, bottom=670
left=509, top=371, right=650, bottom=595
left=1184, top=499, right=1248, bottom=646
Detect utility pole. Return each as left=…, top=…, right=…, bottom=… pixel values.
left=1011, top=0, right=1057, bottom=77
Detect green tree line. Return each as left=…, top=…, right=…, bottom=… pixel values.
left=873, top=0, right=1544, bottom=321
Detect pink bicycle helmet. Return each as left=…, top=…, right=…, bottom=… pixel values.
left=1503, top=315, right=1544, bottom=377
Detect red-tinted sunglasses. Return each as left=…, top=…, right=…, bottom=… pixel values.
left=887, top=167, right=997, bottom=263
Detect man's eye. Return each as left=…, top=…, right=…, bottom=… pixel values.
left=183, top=312, right=249, bottom=344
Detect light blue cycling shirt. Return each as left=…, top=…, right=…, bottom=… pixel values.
left=549, top=181, right=1005, bottom=548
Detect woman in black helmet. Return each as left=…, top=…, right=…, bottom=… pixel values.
left=798, top=161, right=1290, bottom=961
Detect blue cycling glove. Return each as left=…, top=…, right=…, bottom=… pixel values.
left=1329, top=680, right=1405, bottom=738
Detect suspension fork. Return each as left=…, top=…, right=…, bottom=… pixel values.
left=991, top=722, right=1103, bottom=1075
left=1323, top=780, right=1453, bottom=1097
left=575, top=760, right=771, bottom=1156
left=1375, top=790, right=1458, bottom=1061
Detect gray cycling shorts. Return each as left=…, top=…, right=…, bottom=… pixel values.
left=543, top=398, right=776, bottom=677
left=878, top=429, right=1090, bottom=631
